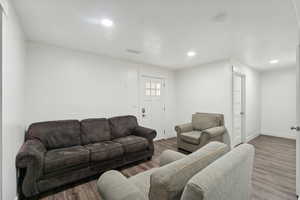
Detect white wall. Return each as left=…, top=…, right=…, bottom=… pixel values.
left=25, top=42, right=176, bottom=138
left=261, top=67, right=296, bottom=139
left=2, top=1, right=26, bottom=200
left=233, top=62, right=261, bottom=141
left=175, top=60, right=233, bottom=138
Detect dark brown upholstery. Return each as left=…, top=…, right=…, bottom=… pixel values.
left=113, top=135, right=149, bottom=153
left=84, top=141, right=124, bottom=162
left=44, top=146, right=89, bottom=174
left=16, top=115, right=156, bottom=198
left=109, top=115, right=138, bottom=138
left=27, top=120, right=81, bottom=150
left=80, top=118, right=111, bottom=144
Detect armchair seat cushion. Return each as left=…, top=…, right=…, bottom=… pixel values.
left=180, top=131, right=202, bottom=145
left=85, top=141, right=124, bottom=162
left=44, top=146, right=89, bottom=174
left=113, top=135, right=149, bottom=153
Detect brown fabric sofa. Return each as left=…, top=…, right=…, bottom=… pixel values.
left=16, top=115, right=156, bottom=198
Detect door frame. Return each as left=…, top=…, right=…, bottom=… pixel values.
left=232, top=71, right=246, bottom=146
left=296, top=44, right=300, bottom=197
left=138, top=74, right=166, bottom=139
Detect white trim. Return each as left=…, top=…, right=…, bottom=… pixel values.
left=0, top=0, right=8, bottom=15
left=246, top=133, right=260, bottom=142
left=261, top=132, right=296, bottom=140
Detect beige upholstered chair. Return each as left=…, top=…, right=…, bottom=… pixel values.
left=97, top=142, right=254, bottom=200
left=175, top=112, right=230, bottom=152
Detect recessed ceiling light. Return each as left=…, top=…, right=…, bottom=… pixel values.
left=269, top=59, right=279, bottom=64
left=100, top=18, right=114, bottom=27
left=187, top=51, right=196, bottom=57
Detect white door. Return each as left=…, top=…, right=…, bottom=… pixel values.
left=295, top=45, right=300, bottom=197
left=139, top=76, right=166, bottom=139
left=232, top=73, right=245, bottom=147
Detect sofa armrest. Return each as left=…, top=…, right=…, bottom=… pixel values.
left=97, top=170, right=146, bottom=200
left=159, top=150, right=187, bottom=167
left=202, top=126, right=226, bottom=138
left=175, top=123, right=193, bottom=134
left=133, top=126, right=157, bottom=141
left=16, top=139, right=46, bottom=197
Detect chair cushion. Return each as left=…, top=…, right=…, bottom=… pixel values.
left=80, top=118, right=111, bottom=144
left=84, top=141, right=124, bottom=162
left=192, top=113, right=220, bottom=131
left=109, top=115, right=138, bottom=138
left=180, top=131, right=202, bottom=145
left=113, top=135, right=149, bottom=153
left=44, top=146, right=89, bottom=174
left=149, top=142, right=229, bottom=200
left=129, top=168, right=159, bottom=199
left=27, top=120, right=81, bottom=150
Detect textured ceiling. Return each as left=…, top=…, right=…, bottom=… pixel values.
left=13, top=0, right=298, bottom=70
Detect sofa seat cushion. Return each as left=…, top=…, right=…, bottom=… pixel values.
left=129, top=168, right=159, bottom=199
left=113, top=135, right=149, bottom=153
left=181, top=131, right=202, bottom=145
left=44, top=146, right=89, bottom=174
left=84, top=141, right=124, bottom=162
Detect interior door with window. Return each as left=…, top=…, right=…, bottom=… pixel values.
left=140, top=76, right=166, bottom=139
left=233, top=73, right=245, bottom=147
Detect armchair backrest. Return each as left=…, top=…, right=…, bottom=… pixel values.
left=149, top=142, right=229, bottom=200
left=192, top=113, right=224, bottom=131
left=181, top=144, right=254, bottom=200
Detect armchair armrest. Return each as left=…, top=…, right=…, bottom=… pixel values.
left=16, top=139, right=46, bottom=197
left=97, top=170, right=146, bottom=200
left=133, top=126, right=157, bottom=140
left=159, top=150, right=187, bottom=166
left=175, top=123, right=193, bottom=134
left=202, top=126, right=226, bottom=138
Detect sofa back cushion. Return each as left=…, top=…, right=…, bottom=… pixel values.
left=27, top=120, right=81, bottom=150
left=109, top=115, right=138, bottom=138
left=192, top=113, right=224, bottom=131
left=181, top=144, right=254, bottom=200
left=80, top=118, right=111, bottom=144
left=149, top=142, right=229, bottom=200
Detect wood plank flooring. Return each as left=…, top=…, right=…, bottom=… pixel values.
left=41, top=135, right=297, bottom=200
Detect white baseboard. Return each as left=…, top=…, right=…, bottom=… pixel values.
left=246, top=133, right=260, bottom=142
left=261, top=132, right=296, bottom=140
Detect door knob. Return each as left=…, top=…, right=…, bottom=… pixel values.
left=291, top=126, right=300, bottom=131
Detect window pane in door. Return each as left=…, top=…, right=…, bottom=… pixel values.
left=145, top=89, right=151, bottom=96
left=151, top=89, right=156, bottom=96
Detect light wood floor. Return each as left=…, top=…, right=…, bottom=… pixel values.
left=41, top=135, right=297, bottom=200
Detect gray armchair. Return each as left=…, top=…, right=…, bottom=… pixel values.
left=97, top=142, right=254, bottom=200
left=175, top=112, right=230, bottom=152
